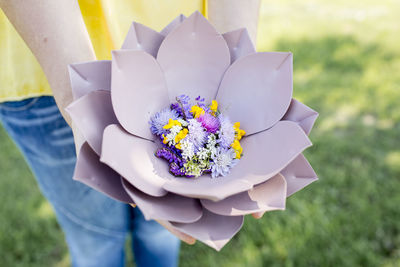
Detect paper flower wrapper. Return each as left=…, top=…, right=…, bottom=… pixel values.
left=66, top=11, right=318, bottom=251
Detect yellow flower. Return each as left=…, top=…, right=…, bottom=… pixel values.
left=175, top=128, right=188, bottom=144
left=210, top=100, right=218, bottom=114
left=175, top=143, right=182, bottom=150
left=233, top=122, right=246, bottom=140
left=162, top=134, right=168, bottom=144
left=163, top=119, right=182, bottom=129
left=231, top=139, right=243, bottom=159
left=190, top=105, right=205, bottom=118
left=234, top=150, right=241, bottom=159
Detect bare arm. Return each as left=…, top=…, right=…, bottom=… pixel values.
left=0, top=0, right=95, bottom=126
left=208, top=0, right=261, bottom=44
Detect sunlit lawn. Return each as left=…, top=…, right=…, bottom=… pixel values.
left=1, top=1, right=399, bottom=266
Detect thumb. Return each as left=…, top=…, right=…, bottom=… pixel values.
left=251, top=211, right=265, bottom=219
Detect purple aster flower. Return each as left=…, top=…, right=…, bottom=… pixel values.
left=217, top=114, right=235, bottom=148
left=197, top=112, right=220, bottom=133
left=149, top=108, right=179, bottom=136
left=187, top=119, right=208, bottom=151
left=210, top=147, right=238, bottom=178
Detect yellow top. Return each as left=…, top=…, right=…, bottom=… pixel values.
left=0, top=0, right=206, bottom=102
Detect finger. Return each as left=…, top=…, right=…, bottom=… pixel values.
left=71, top=122, right=85, bottom=156
left=156, top=219, right=196, bottom=245
left=129, top=205, right=195, bottom=244
left=251, top=211, right=265, bottom=219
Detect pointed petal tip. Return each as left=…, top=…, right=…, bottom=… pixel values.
left=111, top=49, right=169, bottom=140
left=280, top=154, right=318, bottom=196
left=191, top=10, right=204, bottom=18
left=111, top=50, right=122, bottom=67
left=216, top=52, right=293, bottom=135
left=68, top=64, right=87, bottom=82
left=282, top=99, right=319, bottom=135
left=276, top=52, right=293, bottom=70
left=121, top=22, right=164, bottom=56
left=160, top=14, right=187, bottom=36
left=68, top=61, right=112, bottom=101
left=157, top=9, right=230, bottom=102
left=222, top=28, right=256, bottom=63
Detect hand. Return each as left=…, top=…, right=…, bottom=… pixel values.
left=156, top=219, right=196, bottom=245
left=71, top=122, right=85, bottom=155
left=251, top=211, right=265, bottom=219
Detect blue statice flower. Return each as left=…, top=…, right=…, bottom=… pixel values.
left=195, top=95, right=210, bottom=112
left=155, top=147, right=183, bottom=167
left=171, top=94, right=193, bottom=119
left=210, top=147, right=238, bottom=178
left=170, top=162, right=189, bottom=177
left=187, top=119, right=208, bottom=151
left=149, top=108, right=179, bottom=135
left=195, top=96, right=205, bottom=103
left=217, top=114, right=235, bottom=148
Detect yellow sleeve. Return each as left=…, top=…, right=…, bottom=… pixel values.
left=0, top=10, right=52, bottom=102
left=79, top=0, right=206, bottom=60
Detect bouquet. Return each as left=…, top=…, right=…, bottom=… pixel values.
left=66, top=11, right=318, bottom=250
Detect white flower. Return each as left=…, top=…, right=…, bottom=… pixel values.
left=205, top=134, right=218, bottom=157
left=177, top=118, right=188, bottom=127
left=196, top=147, right=210, bottom=161
left=180, top=139, right=195, bottom=160
left=165, top=124, right=182, bottom=145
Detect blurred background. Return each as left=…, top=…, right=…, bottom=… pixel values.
left=1, top=0, right=399, bottom=266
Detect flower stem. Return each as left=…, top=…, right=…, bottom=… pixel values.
left=176, top=97, right=188, bottom=121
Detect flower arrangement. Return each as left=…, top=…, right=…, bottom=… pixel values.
left=65, top=11, right=319, bottom=251
left=150, top=95, right=245, bottom=178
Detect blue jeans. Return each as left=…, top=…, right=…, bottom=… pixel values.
left=0, top=96, right=180, bottom=267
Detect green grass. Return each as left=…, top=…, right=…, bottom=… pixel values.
left=0, top=126, right=68, bottom=266
left=1, top=0, right=400, bottom=266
